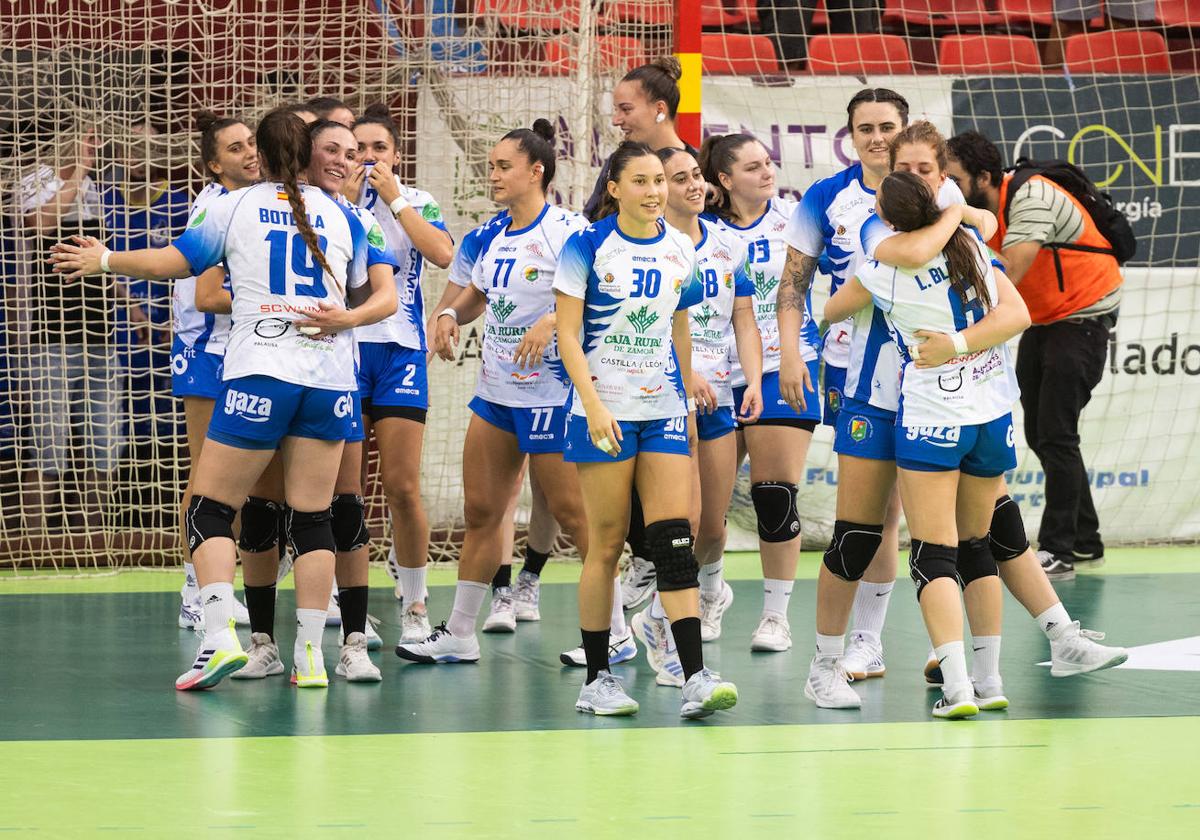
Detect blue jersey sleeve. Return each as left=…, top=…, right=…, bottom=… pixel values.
left=677, top=267, right=704, bottom=310
left=784, top=185, right=828, bottom=258
left=860, top=214, right=894, bottom=263
left=552, top=229, right=594, bottom=300
left=733, top=247, right=754, bottom=297
left=172, top=192, right=234, bottom=276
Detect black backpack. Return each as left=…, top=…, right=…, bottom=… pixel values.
left=1003, top=158, right=1138, bottom=266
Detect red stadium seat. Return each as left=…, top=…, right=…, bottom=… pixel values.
left=1160, top=1, right=1200, bottom=27
left=701, top=0, right=749, bottom=28
left=1063, top=30, right=1171, bottom=73
left=544, top=35, right=647, bottom=74
left=807, top=34, right=914, bottom=74
left=938, top=34, right=1043, bottom=74
left=477, top=0, right=581, bottom=31
left=884, top=0, right=1004, bottom=28
left=601, top=0, right=673, bottom=26
left=701, top=33, right=780, bottom=75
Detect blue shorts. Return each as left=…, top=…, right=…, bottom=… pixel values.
left=207, top=375, right=358, bottom=450
left=469, top=396, right=566, bottom=454
left=356, top=342, right=429, bottom=416
left=696, top=405, right=737, bottom=441
left=171, top=337, right=223, bottom=399
left=823, top=363, right=847, bottom=428
left=895, top=413, right=1017, bottom=477
left=734, top=363, right=821, bottom=429
left=563, top=413, right=690, bottom=463
left=833, top=398, right=897, bottom=462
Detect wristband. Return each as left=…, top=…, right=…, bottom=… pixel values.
left=951, top=331, right=969, bottom=356
left=437, top=308, right=458, bottom=323
left=100, top=249, right=113, bottom=273
left=389, top=195, right=410, bottom=217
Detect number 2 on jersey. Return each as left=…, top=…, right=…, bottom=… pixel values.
left=265, top=230, right=329, bottom=297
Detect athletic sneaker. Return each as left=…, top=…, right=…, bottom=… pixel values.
left=335, top=632, right=382, bottom=682
left=400, top=606, right=432, bottom=644
left=1037, top=549, right=1076, bottom=581
left=629, top=607, right=683, bottom=687
left=750, top=611, right=792, bottom=652
left=840, top=632, right=886, bottom=680
left=620, top=554, right=657, bottom=610
left=291, top=640, right=329, bottom=688
left=559, top=629, right=638, bottom=667
left=680, top=668, right=738, bottom=719
left=513, top=570, right=541, bottom=622
left=396, top=623, right=481, bottom=664
left=804, top=655, right=861, bottom=709
left=231, top=632, right=285, bottom=679
left=1072, top=548, right=1105, bottom=568
left=232, top=597, right=251, bottom=627
left=575, top=672, right=639, bottom=716
left=924, top=649, right=943, bottom=687
left=482, top=587, right=517, bottom=633
left=1049, top=622, right=1129, bottom=676
left=386, top=544, right=404, bottom=600
left=699, top=581, right=734, bottom=642
left=972, top=676, right=1009, bottom=711
left=177, top=596, right=204, bottom=630
left=932, top=686, right=979, bottom=719
left=325, top=591, right=342, bottom=627
left=175, top=620, right=248, bottom=690
left=363, top=619, right=383, bottom=652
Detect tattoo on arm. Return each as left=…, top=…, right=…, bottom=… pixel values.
left=778, top=248, right=818, bottom=315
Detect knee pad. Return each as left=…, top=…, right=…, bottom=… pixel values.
left=185, top=495, right=236, bottom=553
left=238, top=496, right=282, bottom=553
left=989, top=495, right=1029, bottom=562
left=331, top=493, right=370, bottom=552
left=908, top=540, right=958, bottom=600
left=750, top=481, right=801, bottom=543
left=285, top=507, right=336, bottom=557
left=957, top=537, right=998, bottom=588
left=644, top=518, right=698, bottom=592
left=823, top=520, right=884, bottom=582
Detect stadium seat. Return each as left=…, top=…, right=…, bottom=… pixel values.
left=807, top=34, right=914, bottom=74
left=701, top=0, right=750, bottom=28
left=1159, top=1, right=1200, bottom=27
left=477, top=0, right=581, bottom=31
left=938, top=34, right=1043, bottom=74
left=1063, top=30, right=1171, bottom=74
left=543, top=35, right=646, bottom=74
left=600, top=0, right=673, bottom=26
left=701, top=33, right=780, bottom=75
left=884, top=0, right=1003, bottom=28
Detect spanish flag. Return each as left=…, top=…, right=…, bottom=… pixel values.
left=277, top=189, right=289, bottom=201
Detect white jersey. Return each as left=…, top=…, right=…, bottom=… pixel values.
left=172, top=182, right=232, bottom=355
left=448, top=210, right=508, bottom=288
left=469, top=204, right=586, bottom=407
left=553, top=214, right=703, bottom=421
left=857, top=234, right=1019, bottom=427
left=706, top=197, right=818, bottom=385
left=354, top=174, right=448, bottom=350
left=690, top=221, right=754, bottom=407
left=173, top=182, right=398, bottom=391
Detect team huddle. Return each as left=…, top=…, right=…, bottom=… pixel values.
left=49, top=59, right=1130, bottom=721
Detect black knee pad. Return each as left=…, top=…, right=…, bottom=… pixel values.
left=989, top=495, right=1030, bottom=562
left=908, top=540, right=958, bottom=600
left=823, top=520, right=884, bottom=582
left=957, top=537, right=998, bottom=588
left=750, top=481, right=801, bottom=543
left=186, top=495, right=236, bottom=553
left=331, top=493, right=370, bottom=552
left=285, top=507, right=336, bottom=557
left=238, top=496, right=283, bottom=553
left=644, top=518, right=698, bottom=592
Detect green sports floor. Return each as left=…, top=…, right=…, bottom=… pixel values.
left=1, top=549, right=1198, bottom=840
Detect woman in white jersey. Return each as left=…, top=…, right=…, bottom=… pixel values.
left=698, top=133, right=819, bottom=654
left=395, top=120, right=591, bottom=665
left=173, top=111, right=259, bottom=632
left=51, top=108, right=399, bottom=690
left=554, top=141, right=737, bottom=718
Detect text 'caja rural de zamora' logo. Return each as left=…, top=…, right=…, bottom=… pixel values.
left=490, top=295, right=517, bottom=324
left=753, top=270, right=778, bottom=300
left=626, top=305, right=659, bottom=334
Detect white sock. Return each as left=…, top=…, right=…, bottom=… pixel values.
left=762, top=578, right=794, bottom=616
left=398, top=565, right=428, bottom=610
left=294, top=608, right=327, bottom=666
left=648, top=591, right=667, bottom=620
left=815, top=632, right=844, bottom=659
left=699, top=558, right=724, bottom=597
left=199, top=582, right=234, bottom=638
left=851, top=580, right=893, bottom=641
left=970, top=635, right=1002, bottom=683
left=447, top=581, right=488, bottom=637
left=934, top=640, right=969, bottom=694
left=610, top=577, right=627, bottom=636
left=1036, top=603, right=1072, bottom=640
left=183, top=562, right=198, bottom=593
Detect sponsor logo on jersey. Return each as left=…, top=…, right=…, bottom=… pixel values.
left=225, top=389, right=273, bottom=422
left=511, top=371, right=540, bottom=380
left=188, top=209, right=207, bottom=229
left=938, top=366, right=965, bottom=393
left=639, top=385, right=663, bottom=395
left=712, top=247, right=731, bottom=262
left=836, top=224, right=846, bottom=236
left=753, top=271, right=778, bottom=300
left=664, top=252, right=685, bottom=268
left=692, top=304, right=716, bottom=329
left=367, top=224, right=385, bottom=249
left=724, top=271, right=733, bottom=289
left=252, top=318, right=291, bottom=339
left=525, top=241, right=544, bottom=258
left=849, top=416, right=871, bottom=442
left=626, top=305, right=660, bottom=334
left=489, top=295, right=517, bottom=324
left=421, top=201, right=442, bottom=222
left=773, top=221, right=786, bottom=232
left=714, top=369, right=730, bottom=380
left=673, top=276, right=683, bottom=294
left=632, top=255, right=656, bottom=263
left=523, top=266, right=539, bottom=283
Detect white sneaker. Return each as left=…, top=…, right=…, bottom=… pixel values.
left=750, top=611, right=792, bottom=652
left=232, top=597, right=251, bottom=627
left=620, top=554, right=657, bottom=610
left=291, top=640, right=329, bottom=688
left=840, top=632, right=885, bottom=680
left=175, top=621, right=247, bottom=690
left=482, top=587, right=517, bottom=633
left=699, top=581, right=734, bottom=642
left=177, top=596, right=204, bottom=630
left=680, top=668, right=738, bottom=719
left=1049, top=622, right=1129, bottom=677
left=629, top=607, right=683, bottom=687
left=363, top=618, right=383, bottom=651
left=325, top=591, right=342, bottom=627
left=575, top=672, right=639, bottom=716
left=513, top=571, right=541, bottom=622
left=559, top=629, right=638, bottom=667
left=400, top=606, right=432, bottom=644
left=231, top=632, right=285, bottom=679
left=396, top=623, right=481, bottom=664
left=386, top=544, right=403, bottom=601
left=804, top=655, right=862, bottom=709
left=933, top=686, right=979, bottom=719
left=335, top=632, right=382, bottom=682
left=972, top=676, right=1009, bottom=711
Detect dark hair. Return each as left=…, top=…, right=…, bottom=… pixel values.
left=196, top=110, right=249, bottom=182
left=284, top=102, right=316, bottom=120
left=594, top=140, right=658, bottom=219
left=656, top=146, right=694, bottom=167
left=305, top=96, right=352, bottom=123
left=698, top=133, right=761, bottom=220
left=499, top=118, right=557, bottom=191
left=353, top=103, right=402, bottom=148
left=621, top=56, right=682, bottom=120
left=846, top=87, right=910, bottom=132
left=879, top=170, right=991, bottom=309
left=256, top=107, right=335, bottom=282
left=947, top=130, right=1004, bottom=189
left=889, top=120, right=948, bottom=172
left=308, top=118, right=351, bottom=146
